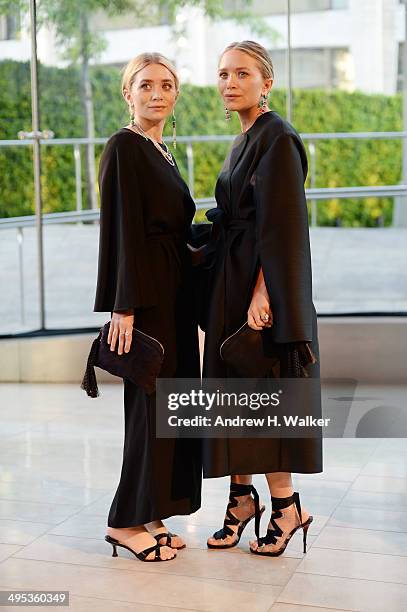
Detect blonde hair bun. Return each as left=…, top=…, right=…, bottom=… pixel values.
left=220, top=40, right=274, bottom=80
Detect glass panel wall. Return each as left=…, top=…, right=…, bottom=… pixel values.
left=0, top=0, right=406, bottom=334
left=0, top=5, right=40, bottom=334
left=285, top=0, right=406, bottom=314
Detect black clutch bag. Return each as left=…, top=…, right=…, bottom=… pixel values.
left=220, top=322, right=317, bottom=378
left=80, top=322, right=164, bottom=397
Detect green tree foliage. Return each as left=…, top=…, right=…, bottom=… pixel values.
left=0, top=60, right=402, bottom=225
left=0, top=0, right=268, bottom=210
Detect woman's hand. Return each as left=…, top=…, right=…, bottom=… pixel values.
left=187, top=243, right=207, bottom=266
left=108, top=310, right=134, bottom=355
left=247, top=268, right=273, bottom=330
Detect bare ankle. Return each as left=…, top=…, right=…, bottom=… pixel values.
left=107, top=525, right=145, bottom=535
left=236, top=494, right=252, bottom=504
left=145, top=520, right=163, bottom=531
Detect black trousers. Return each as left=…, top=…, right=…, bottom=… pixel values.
left=107, top=380, right=202, bottom=527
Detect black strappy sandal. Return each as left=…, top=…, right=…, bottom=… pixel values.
left=153, top=531, right=186, bottom=550
left=207, top=482, right=265, bottom=549
left=105, top=534, right=176, bottom=562
left=250, top=491, right=313, bottom=557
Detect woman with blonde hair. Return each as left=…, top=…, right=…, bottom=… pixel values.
left=93, top=52, right=202, bottom=562
left=202, top=40, right=323, bottom=557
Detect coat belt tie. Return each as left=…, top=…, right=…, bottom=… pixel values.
left=204, top=208, right=255, bottom=269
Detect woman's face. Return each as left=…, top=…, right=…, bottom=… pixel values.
left=218, top=49, right=272, bottom=113
left=124, top=63, right=178, bottom=124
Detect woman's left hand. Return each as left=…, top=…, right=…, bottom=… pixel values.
left=248, top=291, right=273, bottom=330
left=247, top=267, right=273, bottom=330
left=187, top=243, right=207, bottom=266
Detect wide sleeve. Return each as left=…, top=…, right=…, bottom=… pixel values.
left=253, top=131, right=313, bottom=343
left=93, top=135, right=158, bottom=312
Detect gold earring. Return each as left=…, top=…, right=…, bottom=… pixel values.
left=225, top=107, right=231, bottom=121
left=172, top=111, right=177, bottom=149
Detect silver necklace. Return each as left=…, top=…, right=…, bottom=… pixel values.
left=128, top=121, right=175, bottom=166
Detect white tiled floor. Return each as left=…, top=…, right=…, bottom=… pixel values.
left=0, top=383, right=406, bottom=612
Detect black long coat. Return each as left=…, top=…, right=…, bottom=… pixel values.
left=93, top=128, right=201, bottom=525
left=202, top=111, right=323, bottom=478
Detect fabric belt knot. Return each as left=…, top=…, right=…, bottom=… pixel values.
left=203, top=208, right=255, bottom=270
left=206, top=207, right=254, bottom=232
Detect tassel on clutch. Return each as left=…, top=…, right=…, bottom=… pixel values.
left=281, top=341, right=317, bottom=378
left=81, top=322, right=164, bottom=397
left=81, top=335, right=101, bottom=397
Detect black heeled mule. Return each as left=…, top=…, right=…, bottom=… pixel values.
left=153, top=531, right=186, bottom=549
left=105, top=534, right=176, bottom=562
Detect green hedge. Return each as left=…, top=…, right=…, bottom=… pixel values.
left=0, top=59, right=402, bottom=226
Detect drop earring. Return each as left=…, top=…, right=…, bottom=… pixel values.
left=225, top=107, right=231, bottom=121
left=172, top=111, right=177, bottom=149
left=258, top=94, right=268, bottom=113
left=130, top=104, right=135, bottom=126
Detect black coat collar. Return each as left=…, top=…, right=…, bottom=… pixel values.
left=226, top=112, right=276, bottom=197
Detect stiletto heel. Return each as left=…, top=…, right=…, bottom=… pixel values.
left=109, top=540, right=118, bottom=557
left=302, top=520, right=312, bottom=553
left=105, top=534, right=176, bottom=562
left=207, top=482, right=265, bottom=549
left=250, top=491, right=313, bottom=557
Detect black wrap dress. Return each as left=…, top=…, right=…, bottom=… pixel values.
left=202, top=111, right=323, bottom=478
left=94, top=128, right=202, bottom=526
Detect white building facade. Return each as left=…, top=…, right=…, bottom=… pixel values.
left=0, top=0, right=404, bottom=94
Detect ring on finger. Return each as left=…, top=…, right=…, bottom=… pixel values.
left=260, top=313, right=270, bottom=322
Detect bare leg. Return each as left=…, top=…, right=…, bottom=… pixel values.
left=231, top=474, right=252, bottom=485
left=106, top=524, right=176, bottom=560
left=145, top=520, right=185, bottom=548
left=249, top=472, right=310, bottom=553
left=267, top=471, right=294, bottom=498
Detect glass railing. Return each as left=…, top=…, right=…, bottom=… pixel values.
left=1, top=130, right=406, bottom=334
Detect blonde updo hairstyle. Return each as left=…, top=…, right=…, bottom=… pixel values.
left=220, top=40, right=274, bottom=82
left=121, top=52, right=180, bottom=112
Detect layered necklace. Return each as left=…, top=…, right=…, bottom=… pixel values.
left=128, top=120, right=175, bottom=166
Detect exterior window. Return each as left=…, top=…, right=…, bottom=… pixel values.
left=0, top=14, right=19, bottom=40
left=397, top=42, right=404, bottom=94
left=270, top=47, right=352, bottom=90
left=91, top=5, right=171, bottom=31
left=224, top=0, right=348, bottom=15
